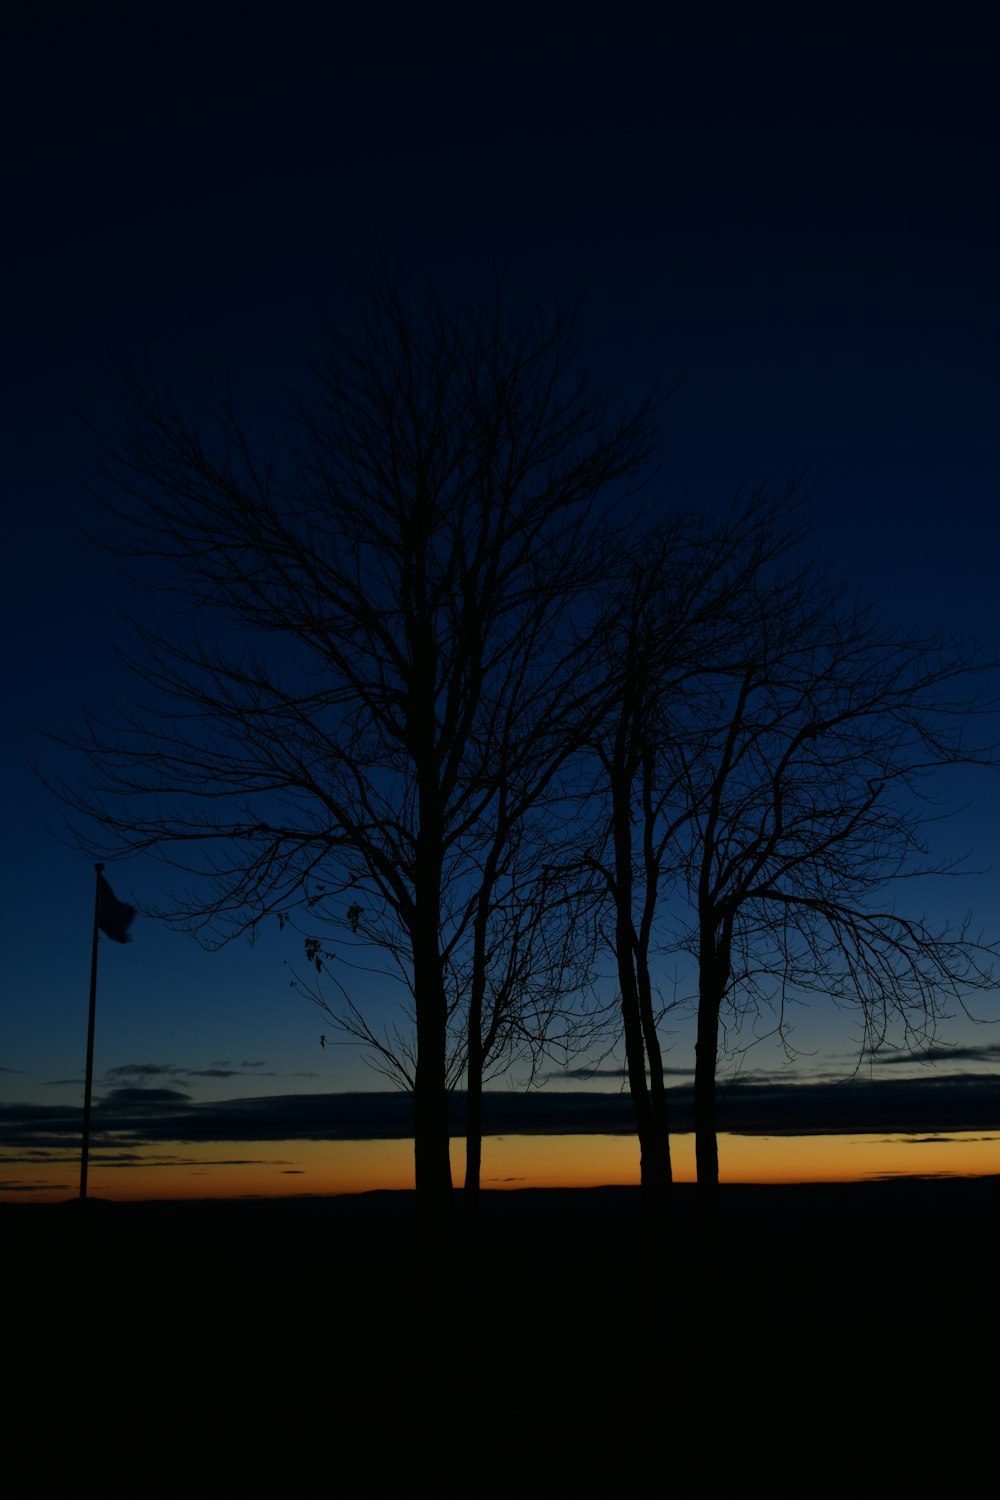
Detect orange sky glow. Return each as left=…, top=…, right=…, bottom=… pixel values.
left=5, top=1130, right=998, bottom=1203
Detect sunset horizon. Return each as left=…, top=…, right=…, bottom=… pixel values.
left=6, top=12, right=1000, bottom=1268
left=6, top=1075, right=999, bottom=1202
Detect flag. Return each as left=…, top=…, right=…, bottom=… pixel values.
left=97, top=875, right=136, bottom=944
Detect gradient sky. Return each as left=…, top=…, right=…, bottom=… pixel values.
left=3, top=7, right=1000, bottom=1200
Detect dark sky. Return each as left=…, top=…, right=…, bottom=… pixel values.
left=4, top=5, right=1000, bottom=1181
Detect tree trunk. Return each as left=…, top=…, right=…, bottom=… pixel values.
left=463, top=853, right=497, bottom=1208
left=609, top=737, right=672, bottom=1213
left=636, top=949, right=672, bottom=1201
left=409, top=613, right=453, bottom=1222
left=615, top=909, right=671, bottom=1211
left=463, top=1034, right=483, bottom=1209
left=412, top=918, right=453, bottom=1222
left=695, top=951, right=726, bottom=1245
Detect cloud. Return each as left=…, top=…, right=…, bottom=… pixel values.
left=872, top=1041, right=1000, bottom=1067
left=899, top=1133, right=1000, bottom=1145
left=701, top=1074, right=1000, bottom=1136
left=866, top=1171, right=964, bottom=1182
left=105, top=1061, right=277, bottom=1083
left=0, top=1100, right=91, bottom=1150
left=543, top=1065, right=694, bottom=1083
left=101, top=1087, right=193, bottom=1109
left=0, top=1180, right=72, bottom=1193
left=106, top=1063, right=184, bottom=1080
left=4, top=1073, right=1000, bottom=1151
left=192, top=1067, right=278, bottom=1079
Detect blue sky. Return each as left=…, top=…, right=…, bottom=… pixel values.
left=3, top=6, right=1000, bottom=1192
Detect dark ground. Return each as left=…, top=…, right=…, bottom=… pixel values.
left=7, top=1180, right=996, bottom=1484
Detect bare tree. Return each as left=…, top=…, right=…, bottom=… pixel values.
left=587, top=520, right=694, bottom=1207
left=672, top=555, right=1000, bottom=1235
left=585, top=486, right=998, bottom=1236
left=295, top=789, right=605, bottom=1205
left=452, top=801, right=605, bottom=1201
left=46, top=259, right=656, bottom=1220
left=587, top=489, right=806, bottom=1213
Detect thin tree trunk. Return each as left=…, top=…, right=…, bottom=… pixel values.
left=463, top=831, right=501, bottom=1208
left=695, top=949, right=726, bottom=1245
left=636, top=955, right=672, bottom=1199
left=612, top=848, right=655, bottom=1178
left=409, top=613, right=453, bottom=1222
left=412, top=952, right=453, bottom=1213
left=609, top=736, right=672, bottom=1209
left=464, top=1031, right=483, bottom=1209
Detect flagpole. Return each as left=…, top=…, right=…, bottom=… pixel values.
left=80, top=862, right=104, bottom=1202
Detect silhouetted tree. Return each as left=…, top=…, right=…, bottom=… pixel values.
left=453, top=811, right=604, bottom=1202
left=588, top=489, right=805, bottom=1213
left=296, top=799, right=604, bottom=1205
left=588, top=521, right=694, bottom=1207
left=674, top=556, right=999, bottom=1237
left=49, top=259, right=656, bottom=1221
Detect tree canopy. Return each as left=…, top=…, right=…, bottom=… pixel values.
left=50, top=262, right=658, bottom=1212
left=44, top=261, right=1000, bottom=1225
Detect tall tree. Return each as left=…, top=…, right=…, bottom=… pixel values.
left=49, top=261, right=656, bottom=1219
left=296, top=759, right=604, bottom=1205
left=588, top=489, right=804, bottom=1211
left=675, top=559, right=999, bottom=1236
